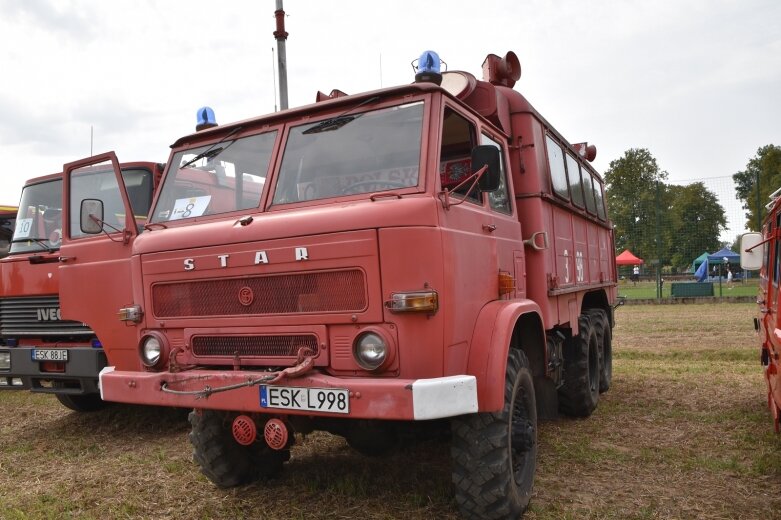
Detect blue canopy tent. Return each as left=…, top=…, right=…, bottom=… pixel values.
left=707, top=247, right=740, bottom=265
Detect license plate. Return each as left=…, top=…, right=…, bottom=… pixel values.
left=260, top=385, right=349, bottom=414
left=32, top=349, right=69, bottom=362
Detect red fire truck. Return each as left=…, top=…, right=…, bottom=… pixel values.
left=0, top=205, right=16, bottom=259
left=741, top=193, right=781, bottom=433
left=61, top=51, right=616, bottom=517
left=0, top=163, right=162, bottom=411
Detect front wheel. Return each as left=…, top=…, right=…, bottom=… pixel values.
left=451, top=349, right=537, bottom=519
left=188, top=410, right=288, bottom=488
left=55, top=391, right=108, bottom=413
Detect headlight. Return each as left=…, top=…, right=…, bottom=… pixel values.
left=353, top=332, right=388, bottom=371
left=139, top=334, right=166, bottom=368
left=0, top=351, right=10, bottom=370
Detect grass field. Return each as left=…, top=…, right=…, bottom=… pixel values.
left=1, top=303, right=780, bottom=519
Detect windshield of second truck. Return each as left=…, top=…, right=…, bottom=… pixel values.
left=10, top=179, right=63, bottom=254
left=272, top=101, right=424, bottom=204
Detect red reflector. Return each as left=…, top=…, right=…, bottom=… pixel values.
left=40, top=361, right=66, bottom=373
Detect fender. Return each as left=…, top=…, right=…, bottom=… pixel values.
left=467, top=299, right=544, bottom=412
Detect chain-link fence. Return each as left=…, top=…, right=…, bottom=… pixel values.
left=614, top=174, right=760, bottom=300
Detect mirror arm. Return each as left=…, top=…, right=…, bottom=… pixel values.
left=438, top=165, right=488, bottom=210
left=88, top=214, right=126, bottom=244
left=745, top=235, right=772, bottom=252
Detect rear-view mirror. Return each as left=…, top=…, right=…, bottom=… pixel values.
left=740, top=232, right=763, bottom=271
left=80, top=199, right=104, bottom=234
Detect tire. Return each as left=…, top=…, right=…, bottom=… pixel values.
left=188, top=410, right=288, bottom=488
left=55, top=392, right=108, bottom=412
left=451, top=349, right=537, bottom=519
left=586, top=308, right=612, bottom=393
left=558, top=314, right=599, bottom=417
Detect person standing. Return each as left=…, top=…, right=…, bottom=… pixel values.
left=632, top=265, right=640, bottom=286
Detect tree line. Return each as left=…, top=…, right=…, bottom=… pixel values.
left=605, top=145, right=781, bottom=273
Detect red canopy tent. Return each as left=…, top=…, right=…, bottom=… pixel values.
left=615, top=250, right=644, bottom=265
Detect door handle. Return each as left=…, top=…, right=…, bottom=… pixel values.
left=482, top=224, right=496, bottom=232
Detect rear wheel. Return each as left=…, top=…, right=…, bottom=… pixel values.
left=558, top=314, right=599, bottom=417
left=451, top=349, right=537, bottom=519
left=586, top=308, right=612, bottom=393
left=188, top=410, right=288, bottom=488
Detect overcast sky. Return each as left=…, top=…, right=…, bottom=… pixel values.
left=1, top=0, right=779, bottom=236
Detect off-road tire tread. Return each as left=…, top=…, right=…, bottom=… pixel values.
left=558, top=314, right=599, bottom=417
left=188, top=410, right=286, bottom=488
left=585, top=308, right=612, bottom=393
left=451, top=349, right=536, bottom=519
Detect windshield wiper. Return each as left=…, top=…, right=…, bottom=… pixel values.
left=179, top=125, right=244, bottom=169
left=303, top=115, right=357, bottom=134
left=302, top=96, right=381, bottom=135
left=180, top=147, right=224, bottom=169
left=12, top=237, right=56, bottom=253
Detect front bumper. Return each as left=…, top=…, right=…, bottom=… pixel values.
left=0, top=347, right=106, bottom=394
left=99, top=367, right=478, bottom=420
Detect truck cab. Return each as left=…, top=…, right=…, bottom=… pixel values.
left=0, top=163, right=162, bottom=411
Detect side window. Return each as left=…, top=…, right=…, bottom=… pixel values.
left=546, top=135, right=569, bottom=200
left=775, top=214, right=781, bottom=288
left=766, top=222, right=773, bottom=277
left=440, top=108, right=480, bottom=203
left=593, top=177, right=607, bottom=220
left=582, top=170, right=597, bottom=214
left=566, top=153, right=585, bottom=208
left=482, top=133, right=512, bottom=214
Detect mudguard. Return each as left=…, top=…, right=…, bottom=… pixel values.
left=467, top=299, right=544, bottom=412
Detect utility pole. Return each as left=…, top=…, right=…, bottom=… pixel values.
left=274, top=1, right=289, bottom=110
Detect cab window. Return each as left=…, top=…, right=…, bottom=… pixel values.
left=440, top=108, right=480, bottom=203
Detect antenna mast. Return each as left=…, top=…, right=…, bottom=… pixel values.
left=274, top=0, right=289, bottom=110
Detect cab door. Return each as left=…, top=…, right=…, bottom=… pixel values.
left=59, top=152, right=146, bottom=370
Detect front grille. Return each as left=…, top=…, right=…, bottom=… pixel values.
left=0, top=296, right=93, bottom=337
left=192, top=334, right=319, bottom=357
left=152, top=269, right=366, bottom=318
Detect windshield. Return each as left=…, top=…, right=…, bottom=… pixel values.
left=272, top=101, right=424, bottom=205
left=69, top=167, right=154, bottom=239
left=11, top=179, right=63, bottom=254
left=151, top=131, right=277, bottom=223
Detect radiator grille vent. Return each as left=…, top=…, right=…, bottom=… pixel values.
left=192, top=334, right=319, bottom=358
left=152, top=269, right=366, bottom=318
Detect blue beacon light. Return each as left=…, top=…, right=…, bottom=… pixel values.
left=195, top=106, right=218, bottom=131
left=414, top=50, right=443, bottom=85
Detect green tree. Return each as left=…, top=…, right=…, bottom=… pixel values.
left=604, top=148, right=668, bottom=263
left=666, top=182, right=726, bottom=270
left=733, top=144, right=781, bottom=231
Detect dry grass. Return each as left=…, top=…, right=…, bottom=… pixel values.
left=1, top=303, right=779, bottom=519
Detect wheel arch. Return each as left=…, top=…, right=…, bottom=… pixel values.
left=467, top=299, right=545, bottom=412
left=582, top=288, right=613, bottom=327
